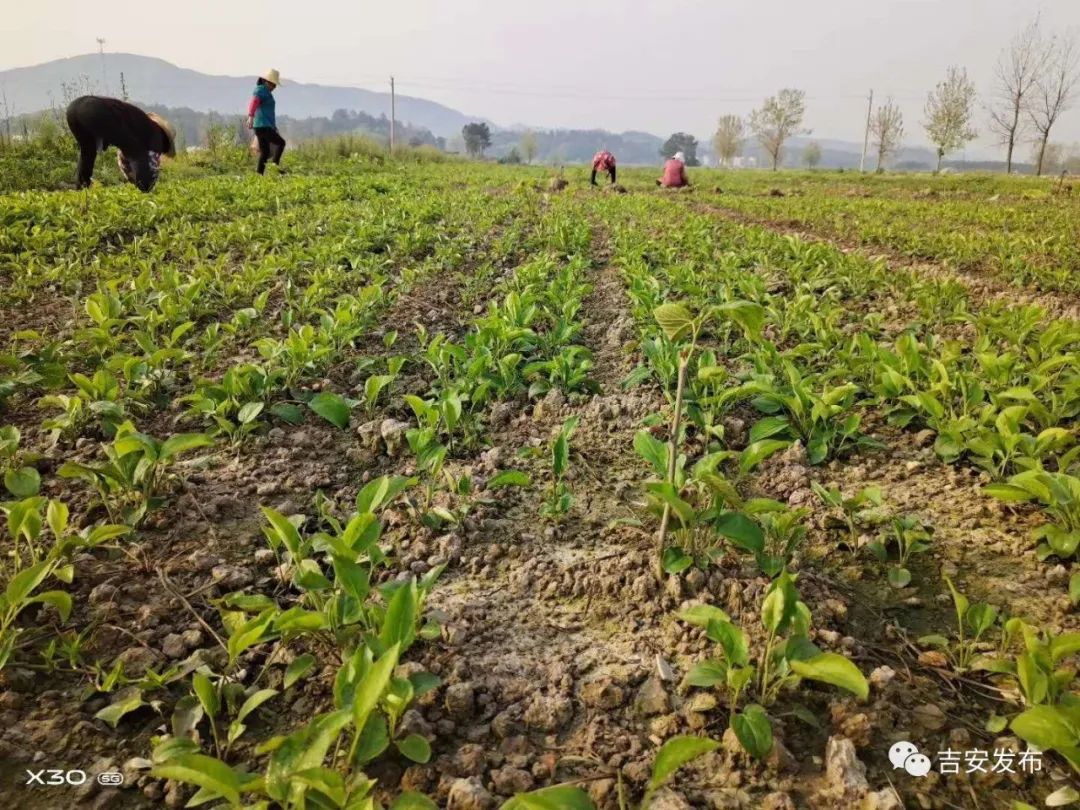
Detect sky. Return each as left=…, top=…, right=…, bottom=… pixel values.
left=5, top=0, right=1080, bottom=157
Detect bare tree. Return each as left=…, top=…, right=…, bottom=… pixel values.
left=923, top=66, right=978, bottom=172
left=870, top=99, right=904, bottom=172
left=712, top=114, right=744, bottom=167
left=1028, top=32, right=1080, bottom=176
left=520, top=130, right=539, bottom=164
left=802, top=141, right=822, bottom=169
left=749, top=89, right=809, bottom=170
left=988, top=16, right=1050, bottom=173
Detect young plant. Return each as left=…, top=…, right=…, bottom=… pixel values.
left=0, top=425, right=41, bottom=497
left=680, top=571, right=868, bottom=760
left=649, top=299, right=764, bottom=578
left=867, top=515, right=933, bottom=588
left=541, top=416, right=579, bottom=521
left=986, top=469, right=1080, bottom=561
left=811, top=482, right=884, bottom=548
left=918, top=576, right=999, bottom=672
left=58, top=422, right=214, bottom=525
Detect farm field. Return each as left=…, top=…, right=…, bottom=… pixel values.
left=1, top=162, right=1079, bottom=810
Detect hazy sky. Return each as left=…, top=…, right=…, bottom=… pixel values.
left=5, top=0, right=1080, bottom=155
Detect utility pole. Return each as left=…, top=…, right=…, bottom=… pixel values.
left=97, top=38, right=109, bottom=95
left=859, top=89, right=873, bottom=172
left=389, top=75, right=396, bottom=155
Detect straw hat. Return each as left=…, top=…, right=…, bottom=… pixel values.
left=148, top=113, right=177, bottom=157
left=260, top=69, right=282, bottom=86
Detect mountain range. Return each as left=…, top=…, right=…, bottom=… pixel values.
left=0, top=53, right=479, bottom=140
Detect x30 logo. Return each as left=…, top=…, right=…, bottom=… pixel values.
left=25, top=769, right=88, bottom=786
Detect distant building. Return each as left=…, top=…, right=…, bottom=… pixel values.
left=731, top=156, right=758, bottom=169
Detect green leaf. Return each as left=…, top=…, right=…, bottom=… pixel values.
left=269, top=402, right=305, bottom=424
left=160, top=432, right=214, bottom=461
left=28, top=590, right=73, bottom=622
left=261, top=506, right=303, bottom=559
left=634, top=429, right=668, bottom=476
left=380, top=580, right=418, bottom=652
left=654, top=302, right=695, bottom=342
left=391, top=792, right=439, bottom=810
left=265, top=709, right=352, bottom=802
left=661, top=546, right=693, bottom=574
left=284, top=654, right=316, bottom=688
left=706, top=619, right=749, bottom=667
left=1011, top=705, right=1080, bottom=752
left=739, top=439, right=790, bottom=474
left=500, top=786, right=595, bottom=810
left=713, top=299, right=766, bottom=341
left=648, top=734, right=720, bottom=790
left=353, top=713, right=390, bottom=765
left=356, top=475, right=413, bottom=514
left=4, top=466, right=40, bottom=497
left=152, top=754, right=243, bottom=807
left=715, top=512, right=764, bottom=553
left=790, top=653, right=869, bottom=700
left=290, top=767, right=346, bottom=806
left=488, top=470, right=531, bottom=488
left=46, top=499, right=68, bottom=537
left=95, top=688, right=147, bottom=728
left=732, top=705, right=774, bottom=759
left=4, top=560, right=50, bottom=605
left=887, top=567, right=912, bottom=589
left=646, top=482, right=695, bottom=527
left=395, top=733, right=432, bottom=763
left=237, top=401, right=264, bottom=425
left=192, top=672, right=220, bottom=718
left=236, top=689, right=278, bottom=724
left=408, top=671, right=442, bottom=697
left=678, top=604, right=731, bottom=628
left=1070, top=573, right=1080, bottom=606
left=307, top=392, right=353, bottom=429
left=351, top=643, right=400, bottom=734
left=685, top=659, right=728, bottom=687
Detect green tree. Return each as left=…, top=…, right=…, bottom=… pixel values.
left=712, top=114, right=744, bottom=167
left=520, top=130, right=539, bottom=164
left=660, top=132, right=700, bottom=166
left=802, top=141, right=822, bottom=169
left=462, top=122, right=492, bottom=158
left=749, top=89, right=809, bottom=170
left=923, top=66, right=978, bottom=172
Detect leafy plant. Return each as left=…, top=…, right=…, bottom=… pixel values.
left=867, top=515, right=933, bottom=588
left=541, top=416, right=579, bottom=521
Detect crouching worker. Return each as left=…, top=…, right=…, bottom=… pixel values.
left=65, top=96, right=177, bottom=192
left=657, top=151, right=690, bottom=188
left=247, top=69, right=286, bottom=174
left=591, top=150, right=617, bottom=186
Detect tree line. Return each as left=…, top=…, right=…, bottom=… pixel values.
left=700, top=15, right=1077, bottom=174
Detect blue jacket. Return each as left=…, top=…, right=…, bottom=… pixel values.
left=251, top=84, right=276, bottom=129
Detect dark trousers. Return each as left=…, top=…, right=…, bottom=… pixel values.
left=590, top=167, right=616, bottom=185
left=255, top=127, right=286, bottom=173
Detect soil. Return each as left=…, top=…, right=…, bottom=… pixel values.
left=0, top=180, right=1076, bottom=810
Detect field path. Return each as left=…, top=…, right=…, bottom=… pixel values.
left=400, top=239, right=707, bottom=805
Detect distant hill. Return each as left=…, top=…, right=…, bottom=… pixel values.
left=0, top=53, right=482, bottom=139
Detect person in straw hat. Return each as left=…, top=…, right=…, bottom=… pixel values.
left=247, top=69, right=286, bottom=174
left=65, top=95, right=177, bottom=192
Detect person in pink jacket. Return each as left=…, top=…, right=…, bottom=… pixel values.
left=657, top=151, right=690, bottom=188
